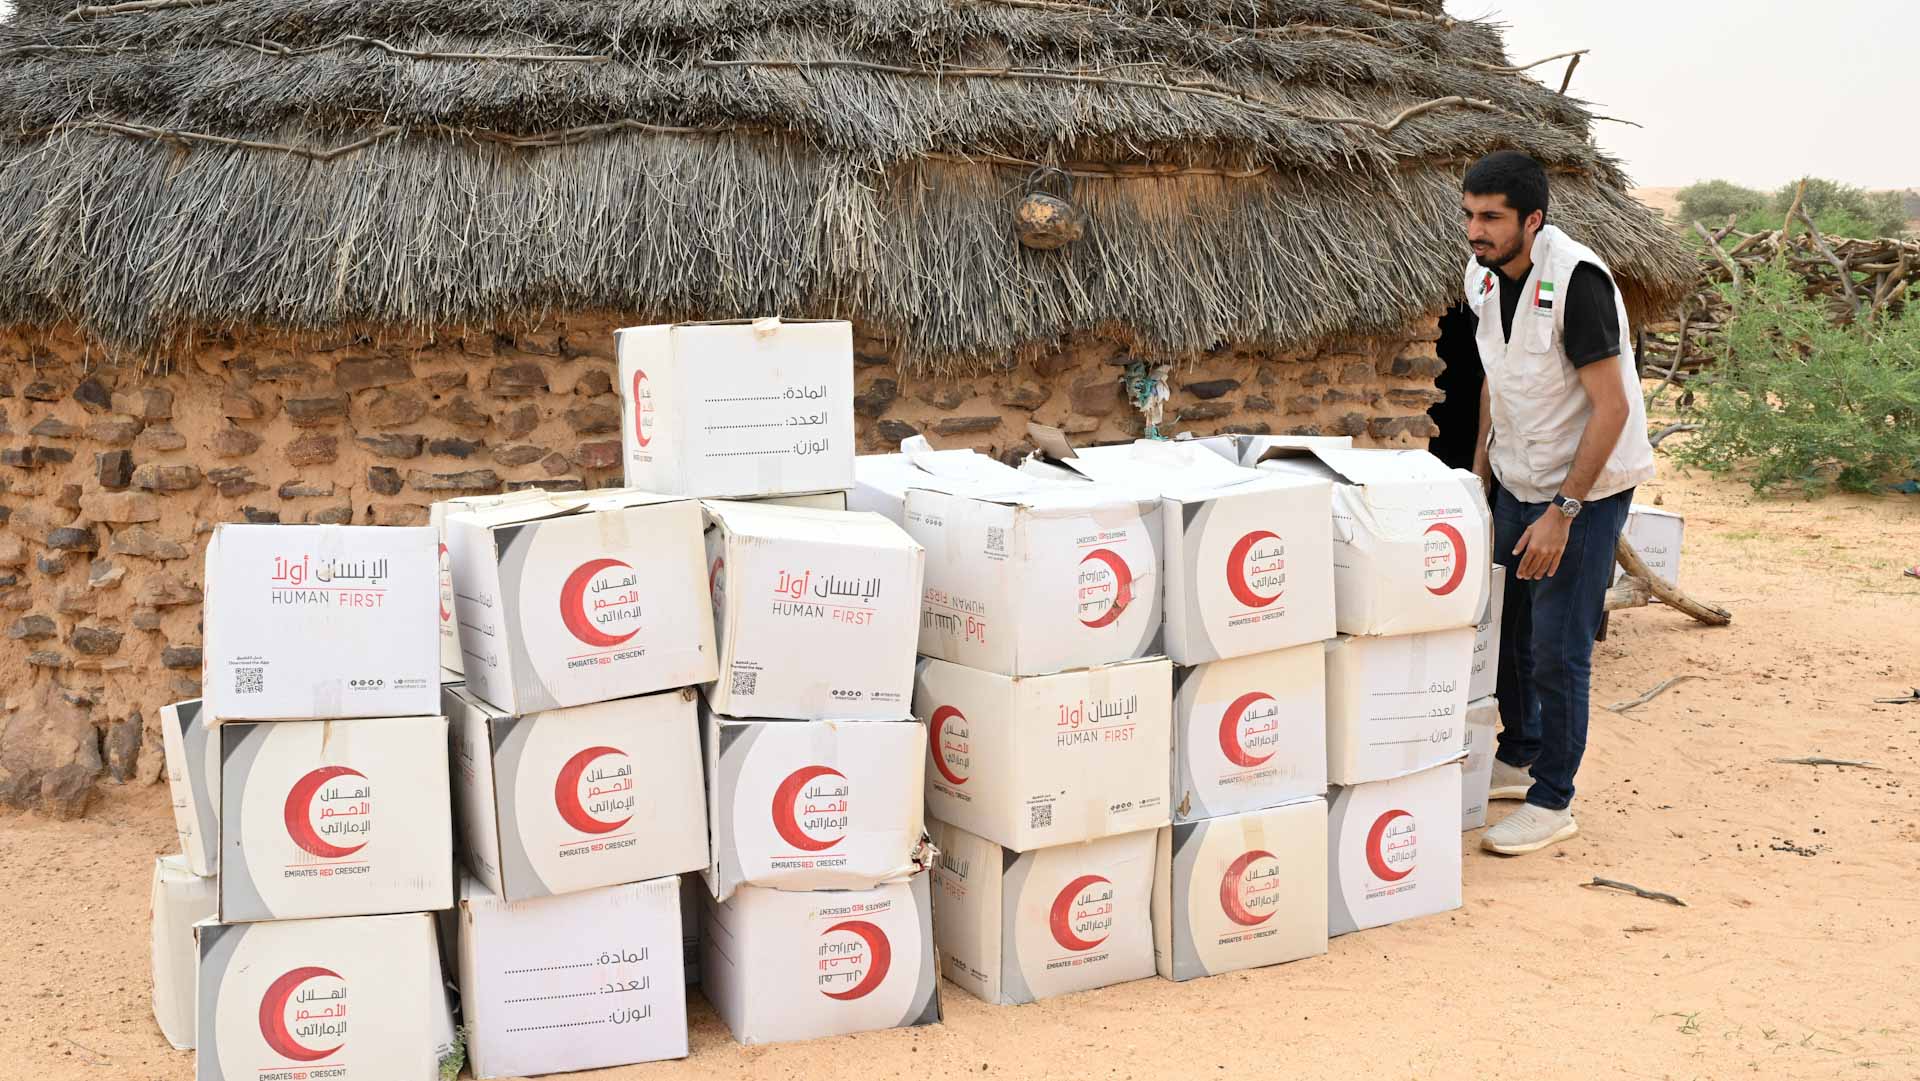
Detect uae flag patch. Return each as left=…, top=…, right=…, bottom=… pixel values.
left=1479, top=271, right=1496, bottom=297
left=1533, top=279, right=1556, bottom=310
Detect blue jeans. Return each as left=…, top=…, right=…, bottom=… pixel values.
left=1491, top=482, right=1634, bottom=811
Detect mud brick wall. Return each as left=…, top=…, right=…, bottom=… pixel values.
left=0, top=315, right=1444, bottom=817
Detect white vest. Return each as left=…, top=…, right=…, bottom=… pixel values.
left=1464, top=225, right=1655, bottom=504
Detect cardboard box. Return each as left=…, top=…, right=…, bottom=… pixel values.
left=1253, top=447, right=1489, bottom=637
left=703, top=708, right=926, bottom=901
left=928, top=821, right=1156, bottom=1005
left=850, top=445, right=1045, bottom=525
left=1469, top=563, right=1507, bottom=702
left=1234, top=434, right=1356, bottom=466
left=1327, top=759, right=1464, bottom=936
left=1323, top=628, right=1473, bottom=785
left=1022, top=438, right=1337, bottom=664
left=915, top=656, right=1171, bottom=851
left=1151, top=799, right=1329, bottom=982
left=1619, top=505, right=1685, bottom=588
left=432, top=492, right=556, bottom=675
left=151, top=855, right=216, bottom=1050
left=196, top=912, right=445, bottom=1081
left=906, top=484, right=1164, bottom=676
left=700, top=873, right=940, bottom=1046
left=446, top=490, right=717, bottom=715
left=445, top=685, right=705, bottom=901
left=1461, top=696, right=1499, bottom=830
left=750, top=490, right=849, bottom=511
left=202, top=524, right=439, bottom=723
left=161, top=698, right=218, bottom=876
left=456, top=874, right=687, bottom=1078
left=702, top=500, right=923, bottom=721
left=680, top=875, right=703, bottom=986
left=617, top=318, right=855, bottom=498
left=218, top=717, right=453, bottom=923
left=1172, top=642, right=1327, bottom=822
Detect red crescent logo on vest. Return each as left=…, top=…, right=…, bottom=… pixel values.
left=1423, top=522, right=1468, bottom=596
left=559, top=558, right=641, bottom=648
left=1219, top=850, right=1278, bottom=927
left=819, top=920, right=891, bottom=1001
left=1225, top=530, right=1283, bottom=608
left=927, top=706, right=969, bottom=786
left=437, top=542, right=452, bottom=622
left=1049, top=874, right=1112, bottom=951
left=258, top=967, right=344, bottom=1062
left=283, top=766, right=368, bottom=860
left=771, top=765, right=846, bottom=852
left=553, top=746, right=633, bottom=834
left=1077, top=548, right=1134, bottom=629
left=1365, top=809, right=1416, bottom=883
left=631, top=369, right=653, bottom=448
left=1218, top=691, right=1278, bottom=769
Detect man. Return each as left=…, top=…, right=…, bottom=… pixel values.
left=1460, top=151, right=1655, bottom=856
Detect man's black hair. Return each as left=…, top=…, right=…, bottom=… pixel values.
left=1463, top=151, right=1549, bottom=223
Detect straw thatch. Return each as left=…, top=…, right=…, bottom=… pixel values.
left=0, top=0, right=1690, bottom=367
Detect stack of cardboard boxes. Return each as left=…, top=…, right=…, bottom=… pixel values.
left=158, top=523, right=457, bottom=1080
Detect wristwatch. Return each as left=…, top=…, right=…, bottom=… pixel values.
left=1551, top=493, right=1583, bottom=519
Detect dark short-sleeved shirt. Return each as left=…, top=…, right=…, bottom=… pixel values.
left=1488, top=261, right=1621, bottom=367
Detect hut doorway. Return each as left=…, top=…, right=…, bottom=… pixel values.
left=1425, top=302, right=1482, bottom=471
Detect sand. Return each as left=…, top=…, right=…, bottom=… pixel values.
left=4, top=451, right=1918, bottom=1080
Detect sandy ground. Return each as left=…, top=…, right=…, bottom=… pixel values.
left=4, top=444, right=1919, bottom=1080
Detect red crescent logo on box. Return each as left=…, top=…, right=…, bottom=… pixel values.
left=560, top=558, right=642, bottom=647
left=283, top=766, right=368, bottom=860
left=258, top=966, right=344, bottom=1062
left=554, top=746, right=634, bottom=834
left=819, top=920, right=891, bottom=1001
left=927, top=706, right=969, bottom=786
left=1049, top=874, right=1113, bottom=951
left=1219, top=849, right=1278, bottom=927
left=437, top=542, right=452, bottom=622
left=1076, top=548, right=1134, bottom=629
left=1365, top=808, right=1416, bottom=883
left=631, top=369, right=654, bottom=448
left=772, top=765, right=848, bottom=852
left=1423, top=522, right=1467, bottom=596
left=1226, top=529, right=1283, bottom=608
left=1218, top=691, right=1278, bottom=768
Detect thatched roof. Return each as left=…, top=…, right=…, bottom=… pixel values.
left=0, top=0, right=1690, bottom=367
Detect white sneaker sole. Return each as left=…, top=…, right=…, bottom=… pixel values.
left=1481, top=817, right=1579, bottom=856
left=1488, top=784, right=1531, bottom=801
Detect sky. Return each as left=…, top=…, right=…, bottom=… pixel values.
left=1448, top=0, right=1917, bottom=191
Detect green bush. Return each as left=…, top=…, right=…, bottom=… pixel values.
left=1672, top=263, right=1920, bottom=494
left=1770, top=178, right=1910, bottom=238
left=1677, top=179, right=1769, bottom=225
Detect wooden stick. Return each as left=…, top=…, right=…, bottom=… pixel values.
left=1648, top=421, right=1698, bottom=447
left=1780, top=178, right=1808, bottom=242
left=1797, top=206, right=1860, bottom=309
left=1557, top=52, right=1582, bottom=94
left=1607, top=674, right=1702, bottom=713
left=1615, top=536, right=1732, bottom=626
left=1771, top=756, right=1884, bottom=770
left=64, top=0, right=219, bottom=18
left=1646, top=311, right=1690, bottom=405
left=1586, top=878, right=1687, bottom=907
left=1692, top=220, right=1742, bottom=287
left=225, top=35, right=610, bottom=64
left=1604, top=576, right=1651, bottom=612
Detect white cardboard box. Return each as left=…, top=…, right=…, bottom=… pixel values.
left=445, top=685, right=706, bottom=901
left=928, top=821, right=1156, bottom=1005
left=1324, top=628, right=1473, bottom=785
left=218, top=717, right=453, bottom=923
left=703, top=708, right=926, bottom=901
left=161, top=698, right=218, bottom=877
left=1469, top=564, right=1507, bottom=702
left=1152, top=799, right=1329, bottom=982
left=1235, top=434, right=1356, bottom=465
left=456, top=873, right=688, bottom=1078
left=1461, top=696, right=1499, bottom=831
left=702, top=500, right=923, bottom=721
left=196, top=912, right=445, bottom=1081
left=1024, top=439, right=1338, bottom=664
left=1619, top=505, right=1685, bottom=588
left=700, top=873, right=940, bottom=1045
left=1327, top=759, right=1464, bottom=936
left=151, top=855, right=216, bottom=1051
left=1172, top=642, right=1328, bottom=822
left=432, top=492, right=556, bottom=675
left=915, top=656, right=1171, bottom=851
left=850, top=444, right=1051, bottom=526
left=617, top=318, right=855, bottom=499
left=905, top=484, right=1164, bottom=676
left=446, top=490, right=717, bottom=715
left=202, top=524, right=439, bottom=723
left=751, top=490, right=850, bottom=511
left=1254, top=447, right=1489, bottom=637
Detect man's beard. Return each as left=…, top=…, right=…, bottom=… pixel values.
left=1473, top=236, right=1525, bottom=270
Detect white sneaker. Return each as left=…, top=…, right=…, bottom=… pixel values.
left=1488, top=760, right=1534, bottom=801
left=1481, top=803, right=1578, bottom=856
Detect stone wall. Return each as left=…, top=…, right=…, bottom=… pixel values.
left=0, top=315, right=1444, bottom=817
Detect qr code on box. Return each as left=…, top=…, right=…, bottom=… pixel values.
left=730, top=670, right=757, bottom=697
left=986, top=526, right=1006, bottom=555
left=1029, top=803, right=1052, bottom=831
left=235, top=667, right=264, bottom=695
